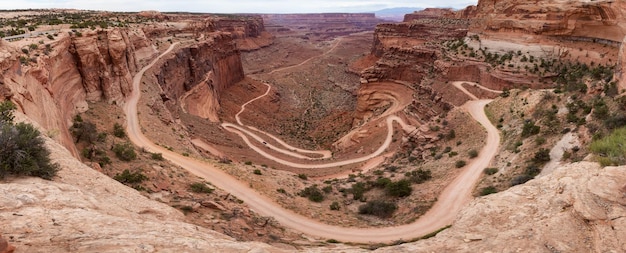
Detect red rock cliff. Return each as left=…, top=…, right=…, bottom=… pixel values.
left=154, top=33, right=244, bottom=121
left=0, top=28, right=156, bottom=156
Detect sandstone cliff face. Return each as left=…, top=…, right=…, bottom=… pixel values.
left=214, top=15, right=274, bottom=51
left=155, top=33, right=244, bottom=121
left=469, top=0, right=626, bottom=68
left=0, top=28, right=157, bottom=156
left=70, top=28, right=158, bottom=103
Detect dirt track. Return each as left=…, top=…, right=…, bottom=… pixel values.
left=123, top=42, right=501, bottom=244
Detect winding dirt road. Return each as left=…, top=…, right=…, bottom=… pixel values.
left=123, top=42, right=501, bottom=243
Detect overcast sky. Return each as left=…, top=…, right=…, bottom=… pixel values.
left=0, top=0, right=478, bottom=13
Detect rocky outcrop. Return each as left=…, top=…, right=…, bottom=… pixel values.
left=155, top=33, right=244, bottom=121
left=617, top=36, right=626, bottom=92
left=468, top=0, right=626, bottom=68
left=213, top=15, right=273, bottom=51
left=0, top=234, right=15, bottom=253
left=70, top=28, right=158, bottom=103
left=0, top=28, right=158, bottom=157
left=376, top=162, right=626, bottom=252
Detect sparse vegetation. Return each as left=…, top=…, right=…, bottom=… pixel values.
left=113, top=169, right=147, bottom=185
left=0, top=101, right=59, bottom=180
left=455, top=160, right=467, bottom=168
left=590, top=127, right=626, bottom=166
left=253, top=169, right=262, bottom=175
left=484, top=167, right=498, bottom=175
left=189, top=182, right=214, bottom=194
left=112, top=142, right=137, bottom=161
left=113, top=123, right=126, bottom=138
left=385, top=179, right=412, bottom=198
left=358, top=200, right=397, bottom=218
left=480, top=186, right=498, bottom=196
left=299, top=185, right=324, bottom=202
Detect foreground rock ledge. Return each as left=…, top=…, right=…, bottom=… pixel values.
left=377, top=162, right=626, bottom=253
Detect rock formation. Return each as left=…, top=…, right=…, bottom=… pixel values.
left=0, top=234, right=15, bottom=253
left=70, top=28, right=157, bottom=103
left=262, top=13, right=382, bottom=40
left=376, top=162, right=626, bottom=252
left=155, top=33, right=244, bottom=122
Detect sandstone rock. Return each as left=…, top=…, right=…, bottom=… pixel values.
left=201, top=200, right=227, bottom=211
left=0, top=234, right=15, bottom=253
left=375, top=162, right=626, bottom=252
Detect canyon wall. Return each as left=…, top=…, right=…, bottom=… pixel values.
left=468, top=0, right=626, bottom=69
left=155, top=33, right=244, bottom=122
left=0, top=28, right=157, bottom=156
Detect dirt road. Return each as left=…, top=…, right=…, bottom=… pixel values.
left=123, top=42, right=501, bottom=243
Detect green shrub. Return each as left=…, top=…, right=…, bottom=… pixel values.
left=455, top=160, right=467, bottom=168
left=114, top=169, right=147, bottom=185
left=373, top=177, right=392, bottom=188
left=244, top=161, right=252, bottom=165
left=276, top=188, right=287, bottom=194
left=521, top=121, right=540, bottom=138
left=189, top=182, right=214, bottom=194
left=322, top=185, right=333, bottom=193
left=151, top=152, right=164, bottom=161
left=385, top=179, right=412, bottom=197
left=113, top=123, right=126, bottom=138
left=299, top=185, right=324, bottom=202
left=532, top=148, right=551, bottom=165
left=351, top=182, right=368, bottom=200
left=0, top=121, right=59, bottom=180
left=330, top=201, right=340, bottom=211
left=70, top=118, right=97, bottom=144
left=406, top=169, right=432, bottom=184
left=358, top=200, right=397, bottom=218
left=468, top=149, right=478, bottom=158
left=484, top=167, right=498, bottom=175
left=590, top=127, right=626, bottom=166
left=253, top=169, right=262, bottom=175
left=112, top=143, right=137, bottom=161
left=480, top=186, right=498, bottom=196
left=298, top=173, right=308, bottom=180
left=0, top=101, right=16, bottom=123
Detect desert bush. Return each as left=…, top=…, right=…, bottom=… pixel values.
left=521, top=121, right=540, bottom=138
left=358, top=200, right=397, bottom=218
left=480, top=186, right=498, bottom=196
left=406, top=169, right=432, bottom=184
left=299, top=185, right=324, bottom=202
left=0, top=122, right=59, bottom=180
left=151, top=152, right=164, bottom=161
left=532, top=148, right=551, bottom=165
left=113, top=123, right=126, bottom=138
left=455, top=160, right=467, bottom=168
left=330, top=201, right=340, bottom=211
left=484, top=167, right=498, bottom=175
left=253, top=169, right=262, bottom=175
left=385, top=179, right=412, bottom=197
left=351, top=182, right=368, bottom=200
left=468, top=149, right=479, bottom=158
left=189, top=182, right=214, bottom=194
left=298, top=173, right=308, bottom=180
left=112, top=143, right=137, bottom=161
left=70, top=117, right=97, bottom=144
left=113, top=169, right=147, bottom=185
